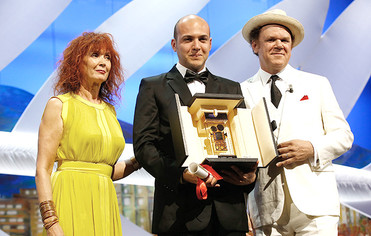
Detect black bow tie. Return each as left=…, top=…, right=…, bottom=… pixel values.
left=184, top=70, right=209, bottom=84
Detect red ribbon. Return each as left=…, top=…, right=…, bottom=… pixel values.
left=201, top=164, right=223, bottom=179
left=196, top=178, right=208, bottom=200
left=195, top=164, right=223, bottom=200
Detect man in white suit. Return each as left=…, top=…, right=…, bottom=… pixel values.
left=240, top=9, right=354, bottom=235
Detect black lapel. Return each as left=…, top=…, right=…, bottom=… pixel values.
left=205, top=69, right=221, bottom=93
left=167, top=65, right=193, bottom=105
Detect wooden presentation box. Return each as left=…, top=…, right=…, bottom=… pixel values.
left=170, top=93, right=278, bottom=171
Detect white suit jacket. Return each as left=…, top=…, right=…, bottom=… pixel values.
left=241, top=65, right=353, bottom=227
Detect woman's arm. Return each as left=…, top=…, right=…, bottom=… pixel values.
left=111, top=157, right=141, bottom=181
left=35, top=98, right=64, bottom=235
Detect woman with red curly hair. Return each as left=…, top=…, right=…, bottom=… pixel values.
left=35, top=32, right=140, bottom=235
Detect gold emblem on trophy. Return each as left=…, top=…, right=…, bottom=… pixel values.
left=202, top=110, right=235, bottom=156
left=210, top=124, right=227, bottom=151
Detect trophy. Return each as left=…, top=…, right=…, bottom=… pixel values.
left=170, top=93, right=278, bottom=171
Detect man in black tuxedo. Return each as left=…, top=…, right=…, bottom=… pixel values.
left=133, top=15, right=257, bottom=235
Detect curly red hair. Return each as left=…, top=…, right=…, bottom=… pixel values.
left=55, top=32, right=124, bottom=105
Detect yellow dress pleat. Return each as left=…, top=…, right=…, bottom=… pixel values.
left=44, top=93, right=125, bottom=236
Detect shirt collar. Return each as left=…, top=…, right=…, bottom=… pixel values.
left=258, top=65, right=289, bottom=85
left=176, top=63, right=206, bottom=78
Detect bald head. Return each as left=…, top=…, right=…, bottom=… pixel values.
left=173, top=15, right=210, bottom=40
left=171, top=14, right=212, bottom=72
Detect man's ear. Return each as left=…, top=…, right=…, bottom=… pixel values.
left=171, top=39, right=177, bottom=52
left=251, top=41, right=259, bottom=54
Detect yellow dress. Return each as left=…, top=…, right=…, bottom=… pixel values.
left=48, top=93, right=125, bottom=236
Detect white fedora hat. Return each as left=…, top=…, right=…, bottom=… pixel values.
left=242, top=9, right=304, bottom=48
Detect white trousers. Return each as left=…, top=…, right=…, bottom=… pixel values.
left=254, top=175, right=339, bottom=236
left=254, top=208, right=338, bottom=236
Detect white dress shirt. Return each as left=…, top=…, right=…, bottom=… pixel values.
left=176, top=63, right=206, bottom=96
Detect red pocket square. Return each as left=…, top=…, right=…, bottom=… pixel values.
left=300, top=95, right=309, bottom=101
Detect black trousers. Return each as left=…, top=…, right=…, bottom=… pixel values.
left=158, top=206, right=247, bottom=236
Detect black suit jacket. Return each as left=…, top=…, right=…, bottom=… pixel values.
left=133, top=65, right=254, bottom=234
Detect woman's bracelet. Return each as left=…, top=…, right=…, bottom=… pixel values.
left=44, top=216, right=59, bottom=230
left=39, top=200, right=59, bottom=230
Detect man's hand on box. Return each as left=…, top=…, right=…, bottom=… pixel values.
left=220, top=162, right=258, bottom=186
